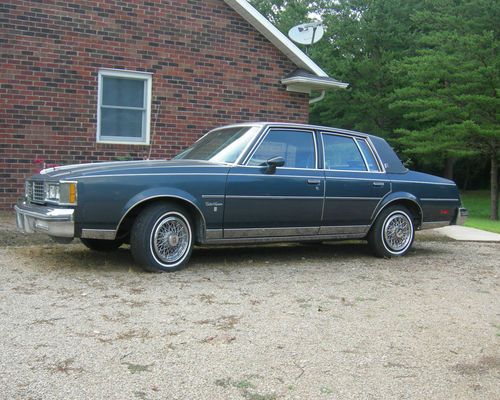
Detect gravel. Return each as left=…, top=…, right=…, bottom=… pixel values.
left=0, top=212, right=499, bottom=399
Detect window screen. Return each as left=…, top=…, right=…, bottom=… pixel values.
left=322, top=134, right=367, bottom=171
left=248, top=130, right=315, bottom=169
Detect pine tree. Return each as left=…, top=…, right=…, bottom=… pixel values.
left=390, top=0, right=499, bottom=219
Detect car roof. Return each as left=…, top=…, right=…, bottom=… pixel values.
left=216, top=122, right=375, bottom=139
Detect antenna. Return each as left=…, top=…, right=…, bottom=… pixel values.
left=288, top=22, right=324, bottom=54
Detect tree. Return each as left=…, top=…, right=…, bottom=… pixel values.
left=251, top=0, right=499, bottom=219
left=390, top=0, right=499, bottom=219
left=251, top=0, right=423, bottom=136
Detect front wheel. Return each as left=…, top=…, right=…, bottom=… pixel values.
left=368, top=205, right=414, bottom=258
left=130, top=203, right=194, bottom=272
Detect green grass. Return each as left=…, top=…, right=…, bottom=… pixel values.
left=460, top=191, right=500, bottom=234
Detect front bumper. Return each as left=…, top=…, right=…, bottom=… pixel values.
left=14, top=201, right=75, bottom=238
left=454, top=207, right=468, bottom=225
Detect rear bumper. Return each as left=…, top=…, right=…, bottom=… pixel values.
left=454, top=207, right=468, bottom=225
left=14, top=201, right=75, bottom=238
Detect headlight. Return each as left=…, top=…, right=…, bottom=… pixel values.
left=44, top=181, right=77, bottom=205
left=45, top=183, right=60, bottom=202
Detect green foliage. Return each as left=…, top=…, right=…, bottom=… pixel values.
left=250, top=0, right=499, bottom=218
left=389, top=0, right=500, bottom=165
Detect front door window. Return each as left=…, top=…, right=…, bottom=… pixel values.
left=248, top=129, right=316, bottom=169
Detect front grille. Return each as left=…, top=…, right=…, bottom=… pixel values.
left=27, top=180, right=45, bottom=204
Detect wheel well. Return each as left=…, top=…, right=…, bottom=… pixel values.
left=380, top=199, right=423, bottom=229
left=116, top=197, right=205, bottom=243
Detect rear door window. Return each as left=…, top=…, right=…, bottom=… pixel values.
left=356, top=138, right=381, bottom=172
left=322, top=134, right=367, bottom=171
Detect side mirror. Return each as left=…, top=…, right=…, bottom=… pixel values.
left=265, top=156, right=285, bottom=174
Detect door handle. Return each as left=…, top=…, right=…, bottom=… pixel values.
left=307, top=179, right=321, bottom=185
left=372, top=182, right=385, bottom=187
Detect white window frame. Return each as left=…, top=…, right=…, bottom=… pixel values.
left=97, top=69, right=152, bottom=145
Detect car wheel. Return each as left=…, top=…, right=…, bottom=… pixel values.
left=80, top=238, right=123, bottom=251
left=368, top=205, right=414, bottom=258
left=130, top=202, right=193, bottom=272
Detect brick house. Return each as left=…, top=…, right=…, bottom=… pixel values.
left=0, top=0, right=347, bottom=210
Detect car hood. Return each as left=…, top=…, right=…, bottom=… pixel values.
left=37, top=159, right=230, bottom=180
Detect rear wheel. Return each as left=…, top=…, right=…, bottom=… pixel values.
left=368, top=205, right=414, bottom=258
left=80, top=238, right=123, bottom=252
left=130, top=202, right=193, bottom=272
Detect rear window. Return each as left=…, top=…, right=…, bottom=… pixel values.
left=322, top=134, right=367, bottom=171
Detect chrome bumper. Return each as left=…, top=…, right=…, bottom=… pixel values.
left=454, top=207, right=468, bottom=225
left=14, top=201, right=75, bottom=238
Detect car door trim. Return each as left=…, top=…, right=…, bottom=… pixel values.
left=319, top=225, right=369, bottom=235
left=224, top=226, right=320, bottom=238
left=225, top=195, right=322, bottom=200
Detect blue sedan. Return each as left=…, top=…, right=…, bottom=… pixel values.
left=15, top=123, right=468, bottom=271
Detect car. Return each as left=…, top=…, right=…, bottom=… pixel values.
left=15, top=122, right=468, bottom=272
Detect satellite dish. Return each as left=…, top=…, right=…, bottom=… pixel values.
left=288, top=22, right=324, bottom=45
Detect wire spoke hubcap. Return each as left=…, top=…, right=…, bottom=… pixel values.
left=383, top=213, right=412, bottom=252
left=153, top=215, right=189, bottom=264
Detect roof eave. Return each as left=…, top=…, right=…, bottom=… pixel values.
left=281, top=76, right=349, bottom=94
left=223, top=0, right=328, bottom=77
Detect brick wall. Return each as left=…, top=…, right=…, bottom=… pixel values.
left=0, top=0, right=309, bottom=209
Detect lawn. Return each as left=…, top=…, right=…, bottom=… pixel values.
left=460, top=190, right=500, bottom=234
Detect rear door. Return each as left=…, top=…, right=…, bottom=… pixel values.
left=223, top=128, right=324, bottom=238
left=321, top=132, right=390, bottom=235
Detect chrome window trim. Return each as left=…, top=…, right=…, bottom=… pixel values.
left=353, top=137, right=370, bottom=171
left=320, top=131, right=386, bottom=174
left=233, top=165, right=325, bottom=172
left=355, top=137, right=383, bottom=172
left=242, top=127, right=318, bottom=170
left=365, top=136, right=385, bottom=172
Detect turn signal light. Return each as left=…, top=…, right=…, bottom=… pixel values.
left=69, top=183, right=76, bottom=204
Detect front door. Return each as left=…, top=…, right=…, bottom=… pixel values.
left=223, top=128, right=324, bottom=238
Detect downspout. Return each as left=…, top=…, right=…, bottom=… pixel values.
left=309, top=90, right=325, bottom=104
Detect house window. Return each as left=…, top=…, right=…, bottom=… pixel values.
left=97, top=69, right=152, bottom=144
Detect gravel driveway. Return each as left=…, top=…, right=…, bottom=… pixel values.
left=0, top=213, right=498, bottom=400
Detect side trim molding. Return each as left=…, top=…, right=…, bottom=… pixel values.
left=81, top=229, right=117, bottom=240
left=319, top=225, right=369, bottom=235
left=224, top=226, right=319, bottom=238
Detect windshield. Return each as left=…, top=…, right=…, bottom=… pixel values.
left=173, top=126, right=260, bottom=163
